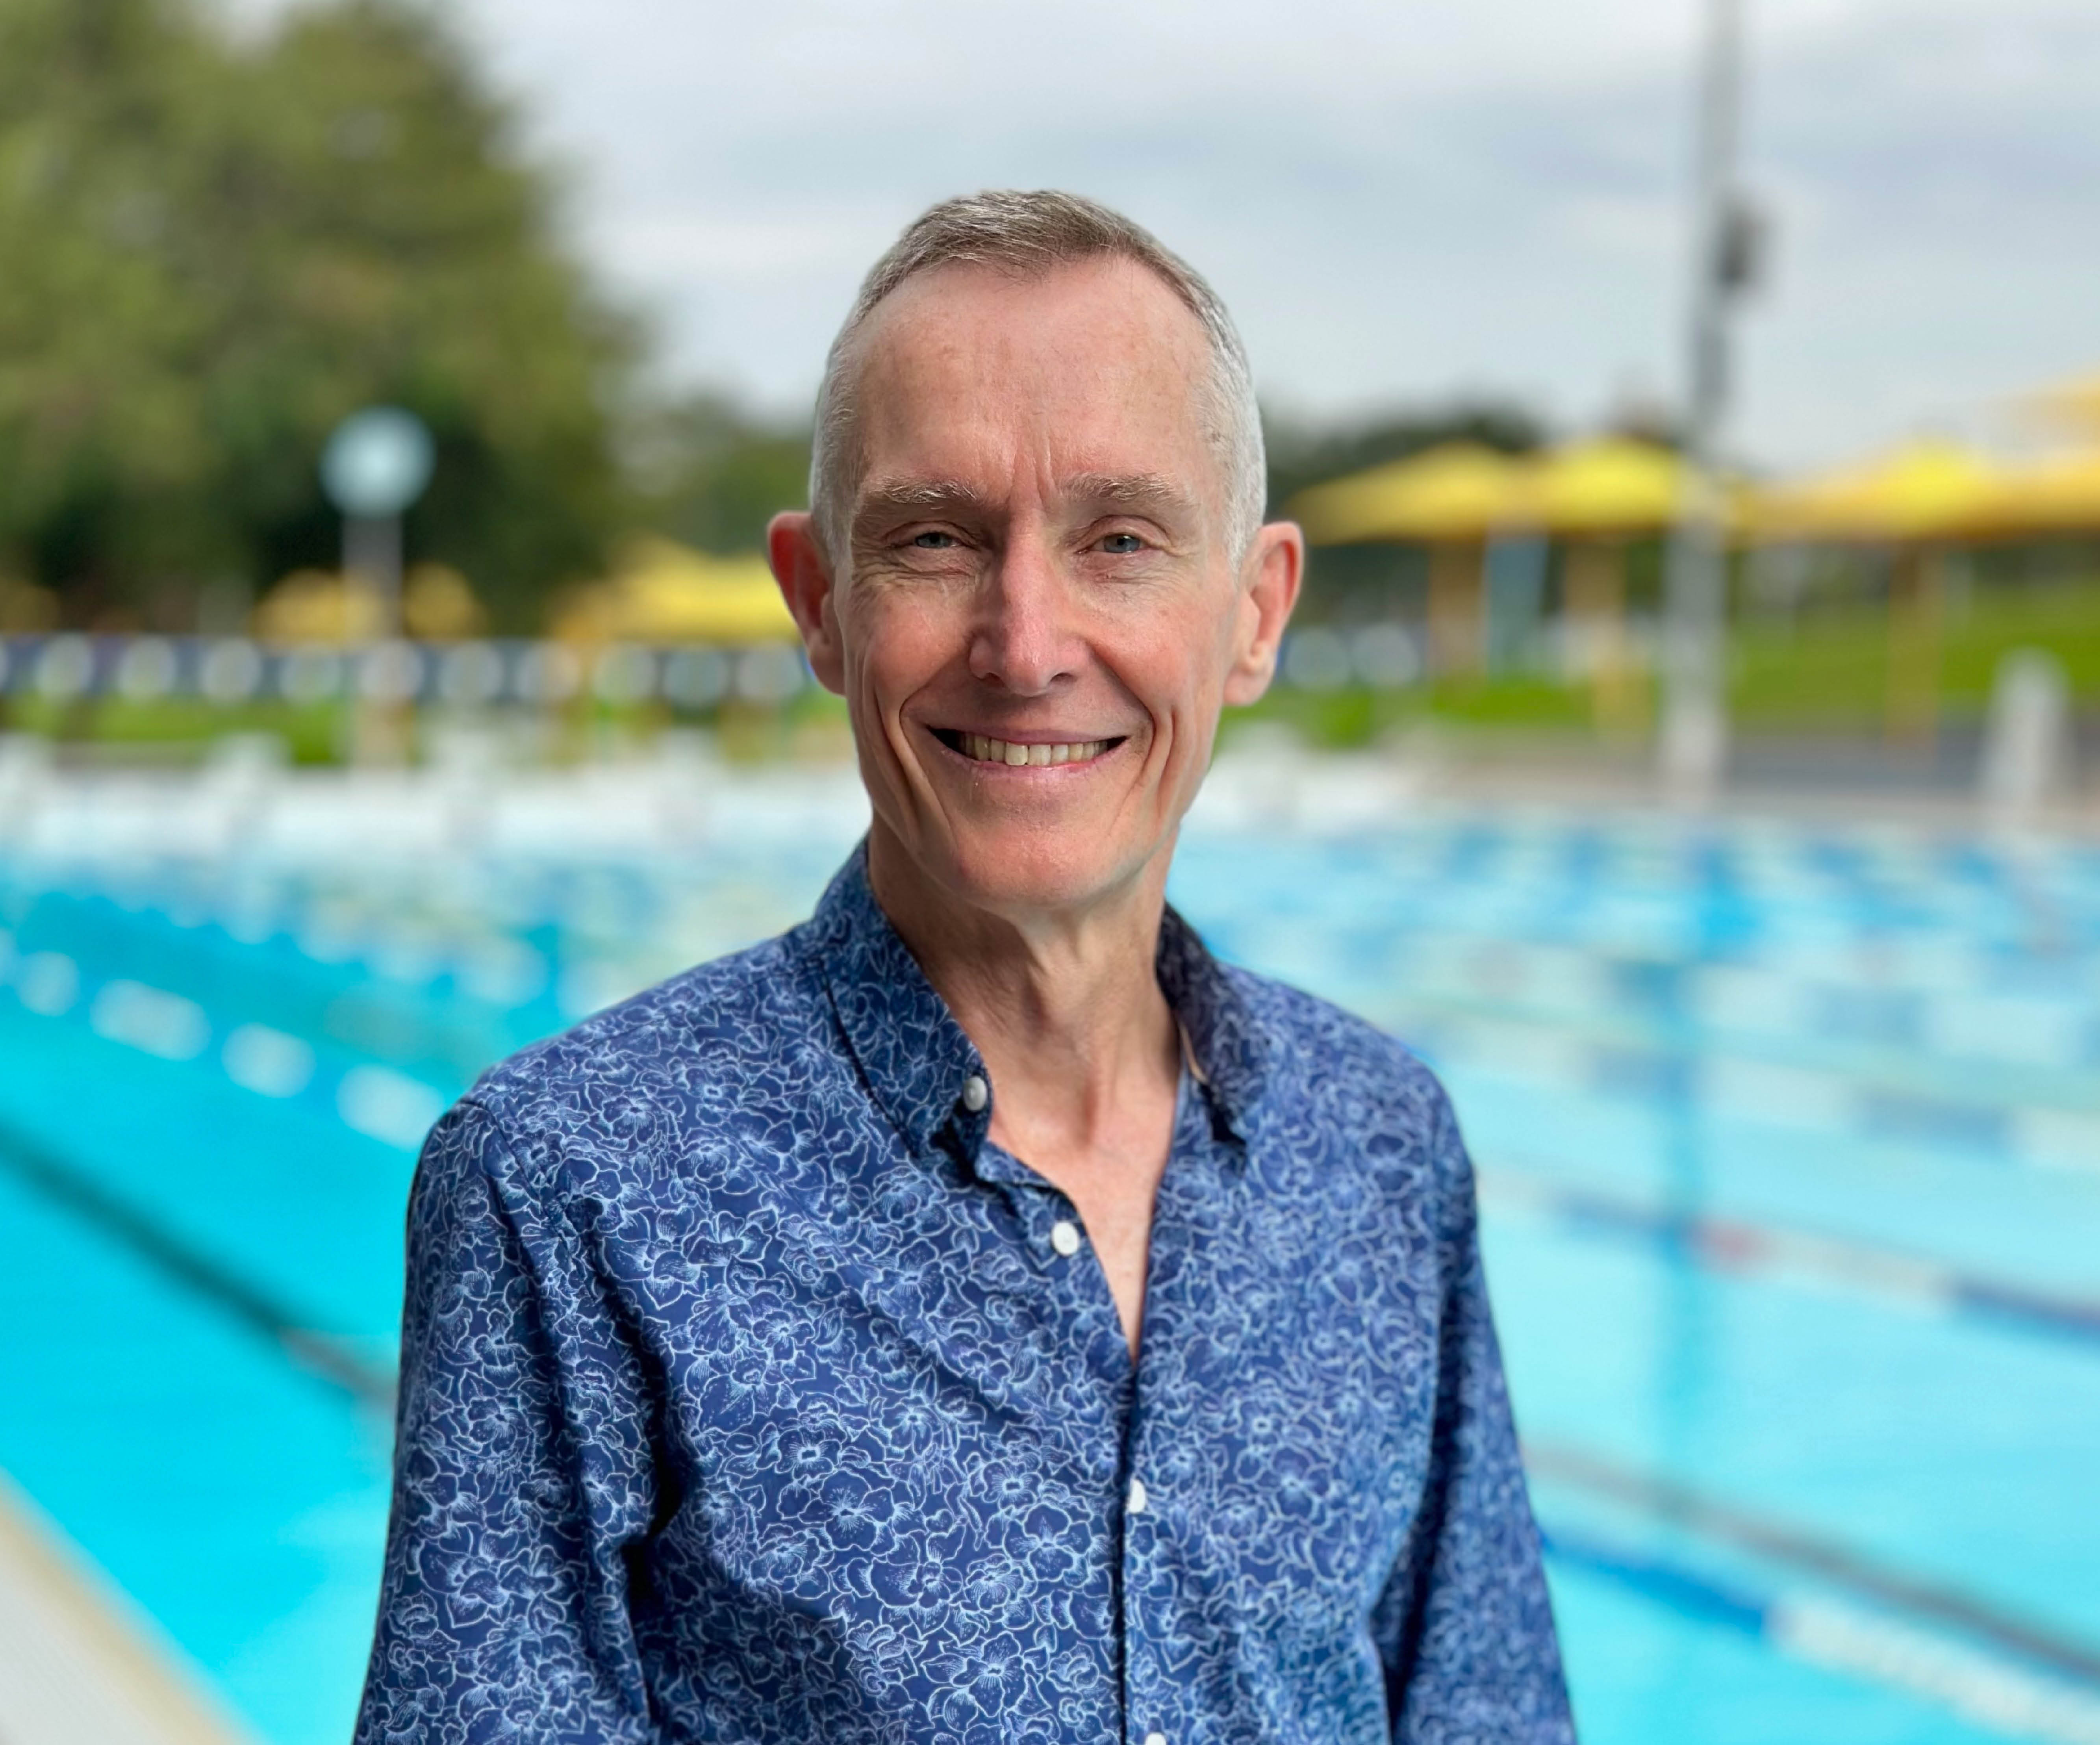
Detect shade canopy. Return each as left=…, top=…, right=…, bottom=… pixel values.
left=1974, top=449, right=2100, bottom=535
left=1290, top=438, right=1699, bottom=544
left=1748, top=439, right=2006, bottom=543
left=1288, top=443, right=1525, bottom=544
left=1517, top=438, right=1692, bottom=536
left=560, top=538, right=799, bottom=643
left=1295, top=425, right=2100, bottom=553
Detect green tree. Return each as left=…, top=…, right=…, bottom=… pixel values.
left=0, top=0, right=228, bottom=610
left=625, top=390, right=811, bottom=557
left=0, top=0, right=631, bottom=630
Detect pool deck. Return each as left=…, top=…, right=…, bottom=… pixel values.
left=0, top=1473, right=251, bottom=1745
left=2, top=736, right=2094, bottom=872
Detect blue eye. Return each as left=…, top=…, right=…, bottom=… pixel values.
left=1100, top=533, right=1144, bottom=554
left=911, top=531, right=956, bottom=549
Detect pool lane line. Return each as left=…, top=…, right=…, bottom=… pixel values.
left=1526, top=1438, right=2100, bottom=1690
left=0, top=951, right=454, bottom=1152
left=0, top=1117, right=396, bottom=1411
left=1360, top=982, right=2100, bottom=1163
left=1480, top=1166, right=2100, bottom=1350
left=1540, top=1525, right=2100, bottom=1745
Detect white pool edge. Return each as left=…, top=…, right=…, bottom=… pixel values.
left=0, top=1469, right=256, bottom=1745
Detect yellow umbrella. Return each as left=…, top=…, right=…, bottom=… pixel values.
left=1974, top=449, right=2100, bottom=535
left=1287, top=443, right=1527, bottom=544
left=1491, top=439, right=1692, bottom=736
left=1516, top=438, right=1692, bottom=536
left=1748, top=439, right=2004, bottom=543
left=559, top=537, right=798, bottom=643
left=1749, top=440, right=2011, bottom=747
left=254, top=569, right=389, bottom=643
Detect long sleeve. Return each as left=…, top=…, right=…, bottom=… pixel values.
left=1372, top=1087, right=1575, bottom=1743
left=356, top=1101, right=662, bottom=1745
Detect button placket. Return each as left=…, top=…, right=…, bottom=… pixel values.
left=1124, top=1458, right=1160, bottom=1745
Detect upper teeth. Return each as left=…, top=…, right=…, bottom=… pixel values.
left=960, top=734, right=1111, bottom=767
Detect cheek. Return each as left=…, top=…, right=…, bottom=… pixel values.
left=843, top=591, right=951, bottom=714
left=1130, top=593, right=1237, bottom=733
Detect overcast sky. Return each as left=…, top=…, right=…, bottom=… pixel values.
left=250, top=0, right=2100, bottom=470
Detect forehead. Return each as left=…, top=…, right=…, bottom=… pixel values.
left=849, top=257, right=1217, bottom=495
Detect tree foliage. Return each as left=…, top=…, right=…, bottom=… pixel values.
left=623, top=390, right=810, bottom=560
left=0, top=0, right=630, bottom=630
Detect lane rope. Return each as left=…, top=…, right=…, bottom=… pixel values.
left=1483, top=1166, right=2100, bottom=1350
left=0, top=1116, right=395, bottom=1410
left=1528, top=1439, right=2100, bottom=1688
left=1544, top=1528, right=2100, bottom=1745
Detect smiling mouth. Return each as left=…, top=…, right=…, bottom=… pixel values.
left=932, top=729, right=1124, bottom=768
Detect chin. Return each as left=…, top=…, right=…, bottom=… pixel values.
left=936, top=822, right=1153, bottom=917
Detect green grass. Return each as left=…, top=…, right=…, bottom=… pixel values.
left=0, top=696, right=349, bottom=764
left=1730, top=580, right=2100, bottom=730
left=1226, top=674, right=1592, bottom=750
left=1238, top=579, right=2100, bottom=751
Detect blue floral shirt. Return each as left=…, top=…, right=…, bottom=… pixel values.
left=358, top=847, right=1572, bottom=1745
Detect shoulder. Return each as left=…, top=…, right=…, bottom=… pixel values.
left=481, top=932, right=816, bottom=1100
left=436, top=931, right=835, bottom=1198
left=1225, top=962, right=1467, bottom=1192
left=1233, top=963, right=1451, bottom=1116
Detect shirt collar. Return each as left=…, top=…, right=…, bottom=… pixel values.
left=1154, top=896, right=1266, bottom=1145
left=800, top=843, right=1267, bottom=1164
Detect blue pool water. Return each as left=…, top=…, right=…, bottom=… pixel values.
left=2, top=797, right=2096, bottom=1744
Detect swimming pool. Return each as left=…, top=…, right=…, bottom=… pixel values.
left=2, top=759, right=2096, bottom=1745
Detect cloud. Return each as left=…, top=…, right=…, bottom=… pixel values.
left=607, top=213, right=886, bottom=284
left=245, top=0, right=2100, bottom=466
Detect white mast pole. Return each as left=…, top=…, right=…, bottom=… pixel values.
left=1660, top=0, right=1749, bottom=801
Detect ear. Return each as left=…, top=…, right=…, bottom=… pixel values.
left=767, top=512, right=846, bottom=695
left=1222, top=521, right=1305, bottom=707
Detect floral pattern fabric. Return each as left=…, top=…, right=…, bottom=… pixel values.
left=357, top=845, right=1572, bottom=1744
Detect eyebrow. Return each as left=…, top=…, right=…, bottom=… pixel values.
left=853, top=471, right=1199, bottom=527
left=856, top=479, right=996, bottom=520
left=1062, top=472, right=1200, bottom=518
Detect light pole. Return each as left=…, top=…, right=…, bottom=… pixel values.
left=321, top=406, right=435, bottom=639
left=1660, top=0, right=1759, bottom=800
left=321, top=406, right=435, bottom=762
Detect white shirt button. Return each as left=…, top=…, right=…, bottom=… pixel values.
left=1144, top=1732, right=1168, bottom=1745
left=960, top=1074, right=988, bottom=1113
left=1127, top=1476, right=1149, bottom=1515
left=1049, top=1219, right=1082, bottom=1257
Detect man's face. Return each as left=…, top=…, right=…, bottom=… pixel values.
left=774, top=257, right=1299, bottom=921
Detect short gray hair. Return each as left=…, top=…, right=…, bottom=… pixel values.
left=808, top=189, right=1266, bottom=572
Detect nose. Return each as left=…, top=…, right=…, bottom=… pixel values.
left=968, top=523, right=1079, bottom=697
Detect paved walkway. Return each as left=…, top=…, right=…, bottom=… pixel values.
left=0, top=1474, right=248, bottom=1745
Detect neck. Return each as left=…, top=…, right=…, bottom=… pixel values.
left=866, top=822, right=1181, bottom=1158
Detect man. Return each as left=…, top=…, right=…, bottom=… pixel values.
left=359, top=190, right=1572, bottom=1744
